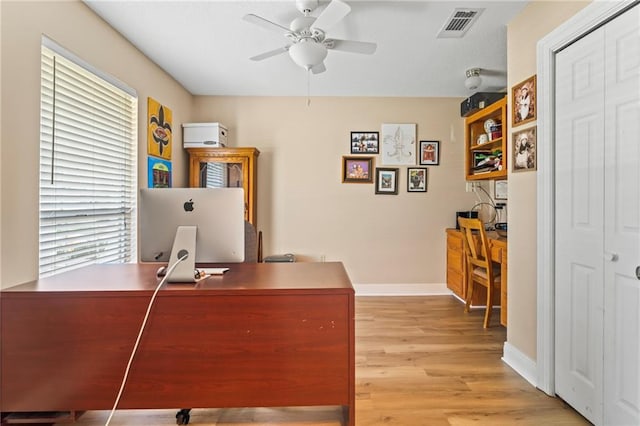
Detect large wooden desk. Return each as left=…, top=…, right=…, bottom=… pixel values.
left=0, top=262, right=355, bottom=425
left=446, top=228, right=508, bottom=326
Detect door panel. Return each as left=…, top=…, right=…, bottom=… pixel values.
left=603, top=5, right=640, bottom=425
left=555, top=23, right=605, bottom=425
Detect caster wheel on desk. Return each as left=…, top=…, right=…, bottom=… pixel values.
left=176, top=409, right=191, bottom=425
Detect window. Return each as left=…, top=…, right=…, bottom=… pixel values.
left=39, top=37, right=137, bottom=277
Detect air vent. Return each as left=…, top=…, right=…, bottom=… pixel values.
left=437, top=8, right=484, bottom=38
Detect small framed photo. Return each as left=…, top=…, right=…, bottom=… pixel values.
left=512, top=75, right=536, bottom=127
left=495, top=180, right=508, bottom=200
left=512, top=126, right=537, bottom=172
left=407, top=167, right=427, bottom=192
left=419, top=141, right=440, bottom=165
left=350, top=131, right=379, bottom=154
left=342, top=156, right=374, bottom=183
left=375, top=168, right=398, bottom=195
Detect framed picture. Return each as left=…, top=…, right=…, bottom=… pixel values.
left=494, top=180, right=508, bottom=200
left=512, top=75, right=536, bottom=127
left=147, top=156, right=172, bottom=188
left=342, top=156, right=374, bottom=183
left=147, top=97, right=172, bottom=160
left=381, top=123, right=416, bottom=165
left=375, top=168, right=399, bottom=194
left=350, top=131, right=379, bottom=154
left=512, top=126, right=537, bottom=172
left=407, top=167, right=427, bottom=192
left=419, top=140, right=439, bottom=165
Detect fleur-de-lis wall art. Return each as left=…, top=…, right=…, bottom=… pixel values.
left=147, top=97, right=172, bottom=160
left=381, top=123, right=416, bottom=166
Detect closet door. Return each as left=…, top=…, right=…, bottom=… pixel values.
left=602, top=5, right=640, bottom=425
left=555, top=5, right=639, bottom=426
left=555, top=24, right=605, bottom=425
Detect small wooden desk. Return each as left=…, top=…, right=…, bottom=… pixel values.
left=446, top=228, right=508, bottom=326
left=0, top=262, right=355, bottom=425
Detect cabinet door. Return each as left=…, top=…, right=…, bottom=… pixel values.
left=198, top=160, right=246, bottom=190
left=446, top=232, right=465, bottom=298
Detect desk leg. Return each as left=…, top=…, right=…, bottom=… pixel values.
left=342, top=404, right=354, bottom=426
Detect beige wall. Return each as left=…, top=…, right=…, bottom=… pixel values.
left=0, top=1, right=479, bottom=289
left=0, top=1, right=193, bottom=288
left=506, top=1, right=589, bottom=359
left=192, top=96, right=478, bottom=284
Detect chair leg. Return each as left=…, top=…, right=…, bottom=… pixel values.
left=464, top=276, right=474, bottom=313
left=483, top=284, right=493, bottom=328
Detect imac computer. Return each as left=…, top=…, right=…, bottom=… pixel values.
left=139, top=188, right=245, bottom=282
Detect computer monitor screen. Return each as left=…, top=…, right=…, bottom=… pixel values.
left=139, top=188, right=245, bottom=263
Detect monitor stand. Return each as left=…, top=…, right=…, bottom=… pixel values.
left=167, top=226, right=197, bottom=283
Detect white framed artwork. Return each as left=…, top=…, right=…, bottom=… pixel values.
left=381, top=123, right=416, bottom=166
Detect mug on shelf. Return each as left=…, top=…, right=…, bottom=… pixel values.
left=477, top=133, right=489, bottom=145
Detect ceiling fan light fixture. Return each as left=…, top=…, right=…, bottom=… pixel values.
left=289, top=40, right=328, bottom=70
left=465, top=68, right=482, bottom=90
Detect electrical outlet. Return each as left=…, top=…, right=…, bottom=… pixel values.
left=465, top=182, right=475, bottom=192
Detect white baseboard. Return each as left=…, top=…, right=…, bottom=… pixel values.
left=353, top=283, right=451, bottom=296
left=502, top=341, right=537, bottom=388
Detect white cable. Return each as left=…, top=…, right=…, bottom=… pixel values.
left=104, top=253, right=188, bottom=426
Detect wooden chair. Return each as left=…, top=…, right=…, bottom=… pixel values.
left=457, top=217, right=501, bottom=328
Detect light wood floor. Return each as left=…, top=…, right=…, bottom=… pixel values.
left=74, top=296, right=588, bottom=426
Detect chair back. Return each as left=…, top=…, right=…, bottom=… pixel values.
left=244, top=221, right=258, bottom=263
left=457, top=217, right=493, bottom=269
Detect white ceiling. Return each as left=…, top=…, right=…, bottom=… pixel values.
left=84, top=1, right=528, bottom=97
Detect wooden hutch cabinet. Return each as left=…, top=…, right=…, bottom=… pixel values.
left=187, top=147, right=259, bottom=226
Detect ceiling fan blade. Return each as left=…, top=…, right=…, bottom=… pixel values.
left=311, top=62, right=326, bottom=74
left=327, top=39, right=377, bottom=55
left=249, top=46, right=290, bottom=61
left=243, top=14, right=292, bottom=35
left=312, top=0, right=351, bottom=31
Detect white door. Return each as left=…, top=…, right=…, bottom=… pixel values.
left=602, top=6, right=640, bottom=425
left=555, top=5, right=640, bottom=426
left=555, top=23, right=605, bottom=425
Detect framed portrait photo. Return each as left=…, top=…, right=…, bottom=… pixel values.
left=375, top=168, right=398, bottom=195
left=342, top=156, right=374, bottom=183
left=419, top=140, right=439, bottom=165
left=407, top=167, right=427, bottom=192
left=512, top=126, right=537, bottom=172
left=512, top=75, right=536, bottom=127
left=350, top=131, right=379, bottom=154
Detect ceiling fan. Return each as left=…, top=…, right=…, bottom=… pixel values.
left=243, top=0, right=377, bottom=74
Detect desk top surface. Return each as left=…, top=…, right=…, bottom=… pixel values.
left=2, top=262, right=353, bottom=295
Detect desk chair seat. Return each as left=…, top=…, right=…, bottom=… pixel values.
left=458, top=217, right=502, bottom=328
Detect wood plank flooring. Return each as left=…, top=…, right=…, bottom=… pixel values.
left=73, top=296, right=588, bottom=426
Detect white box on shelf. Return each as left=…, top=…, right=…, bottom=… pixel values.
left=182, top=122, right=227, bottom=148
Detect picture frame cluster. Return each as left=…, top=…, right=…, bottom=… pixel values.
left=511, top=75, right=537, bottom=173
left=344, top=126, right=439, bottom=194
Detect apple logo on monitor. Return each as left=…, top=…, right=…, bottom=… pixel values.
left=183, top=199, right=194, bottom=212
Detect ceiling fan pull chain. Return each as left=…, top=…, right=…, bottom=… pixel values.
left=307, top=68, right=311, bottom=106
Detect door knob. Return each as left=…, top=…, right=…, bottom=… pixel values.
left=636, top=266, right=640, bottom=280
left=605, top=252, right=619, bottom=262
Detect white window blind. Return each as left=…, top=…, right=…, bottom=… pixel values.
left=39, top=39, right=137, bottom=277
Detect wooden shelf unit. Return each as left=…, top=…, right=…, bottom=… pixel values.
left=464, top=96, right=508, bottom=180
